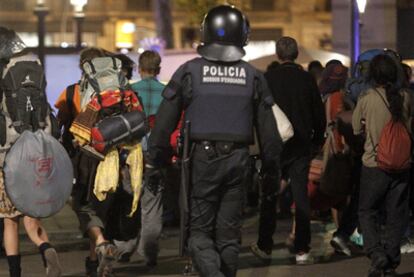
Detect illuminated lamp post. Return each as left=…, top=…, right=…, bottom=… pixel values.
left=351, top=0, right=367, bottom=68
left=34, top=0, right=49, bottom=67
left=70, top=0, right=88, bottom=50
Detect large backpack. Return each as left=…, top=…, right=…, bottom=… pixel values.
left=0, top=59, right=59, bottom=165
left=82, top=56, right=127, bottom=94
left=374, top=89, right=411, bottom=172
left=71, top=57, right=147, bottom=155
left=1, top=60, right=49, bottom=133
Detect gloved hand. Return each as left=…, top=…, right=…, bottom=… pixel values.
left=144, top=164, right=164, bottom=195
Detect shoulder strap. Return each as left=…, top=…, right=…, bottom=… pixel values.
left=66, top=84, right=76, bottom=116
left=374, top=88, right=391, bottom=113
left=325, top=94, right=332, bottom=125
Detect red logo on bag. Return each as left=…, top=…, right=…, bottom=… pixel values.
left=35, top=157, right=53, bottom=178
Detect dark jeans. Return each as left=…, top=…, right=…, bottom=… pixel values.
left=359, top=166, right=409, bottom=270
left=188, top=145, right=249, bottom=277
left=257, top=156, right=311, bottom=253
left=257, top=169, right=279, bottom=252
left=105, top=187, right=140, bottom=241
left=334, top=156, right=362, bottom=240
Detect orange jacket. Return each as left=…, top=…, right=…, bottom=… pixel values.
left=54, top=83, right=82, bottom=125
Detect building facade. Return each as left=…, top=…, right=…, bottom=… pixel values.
left=332, top=0, right=414, bottom=60
left=0, top=0, right=332, bottom=52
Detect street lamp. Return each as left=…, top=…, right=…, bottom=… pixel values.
left=357, top=0, right=367, bottom=13
left=351, top=0, right=368, bottom=69
left=70, top=0, right=88, bottom=50
left=34, top=0, right=49, bottom=67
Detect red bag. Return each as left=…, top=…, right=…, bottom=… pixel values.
left=374, top=89, right=411, bottom=172
left=377, top=120, right=411, bottom=172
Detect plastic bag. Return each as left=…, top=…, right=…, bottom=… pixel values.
left=3, top=130, right=73, bottom=218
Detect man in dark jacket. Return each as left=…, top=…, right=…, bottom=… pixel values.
left=251, top=36, right=326, bottom=265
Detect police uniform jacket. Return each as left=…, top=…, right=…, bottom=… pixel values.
left=147, top=57, right=282, bottom=169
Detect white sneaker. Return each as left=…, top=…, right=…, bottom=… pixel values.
left=295, top=252, right=314, bottom=265
left=401, top=239, right=414, bottom=254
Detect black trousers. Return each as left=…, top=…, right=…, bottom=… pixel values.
left=105, top=187, right=140, bottom=241
left=257, top=156, right=311, bottom=253
left=334, top=156, right=362, bottom=239
left=188, top=145, right=249, bottom=277
left=359, top=166, right=409, bottom=270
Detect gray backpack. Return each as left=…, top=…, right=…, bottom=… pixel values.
left=82, top=57, right=127, bottom=93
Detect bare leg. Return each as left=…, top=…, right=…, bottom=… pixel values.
left=4, top=217, right=19, bottom=255
left=89, top=227, right=116, bottom=276
left=89, top=226, right=106, bottom=245
left=22, top=216, right=49, bottom=246
left=23, top=216, right=62, bottom=276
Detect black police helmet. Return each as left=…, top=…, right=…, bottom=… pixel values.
left=197, top=5, right=250, bottom=62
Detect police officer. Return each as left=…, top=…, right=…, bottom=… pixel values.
left=146, top=5, right=282, bottom=277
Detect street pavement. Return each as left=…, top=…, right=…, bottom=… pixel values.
left=1, top=205, right=414, bottom=277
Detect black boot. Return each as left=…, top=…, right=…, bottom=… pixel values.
left=7, top=255, right=21, bottom=277
left=85, top=257, right=98, bottom=277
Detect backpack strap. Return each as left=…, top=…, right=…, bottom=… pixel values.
left=111, top=57, right=117, bottom=70
left=373, top=88, right=391, bottom=112
left=66, top=83, right=76, bottom=118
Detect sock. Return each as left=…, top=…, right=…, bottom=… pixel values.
left=38, top=242, right=52, bottom=268
left=7, top=255, right=21, bottom=277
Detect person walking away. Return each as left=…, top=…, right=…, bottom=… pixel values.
left=353, top=54, right=413, bottom=277
left=103, top=54, right=141, bottom=263
left=317, top=63, right=360, bottom=257
left=68, top=54, right=145, bottom=277
left=318, top=64, right=364, bottom=257
left=55, top=47, right=110, bottom=277
left=129, top=50, right=166, bottom=267
left=250, top=36, right=326, bottom=265
left=0, top=26, right=61, bottom=277
left=131, top=50, right=164, bottom=128
left=146, top=5, right=282, bottom=277
left=400, top=62, right=414, bottom=254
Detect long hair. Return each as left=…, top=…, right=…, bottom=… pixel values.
left=368, top=54, right=403, bottom=121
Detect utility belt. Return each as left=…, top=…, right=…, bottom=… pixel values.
left=195, top=140, right=247, bottom=160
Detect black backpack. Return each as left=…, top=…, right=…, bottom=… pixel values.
left=1, top=60, right=48, bottom=131
left=0, top=60, right=59, bottom=145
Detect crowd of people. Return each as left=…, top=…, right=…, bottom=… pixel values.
left=250, top=36, right=414, bottom=277
left=1, top=4, right=414, bottom=277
